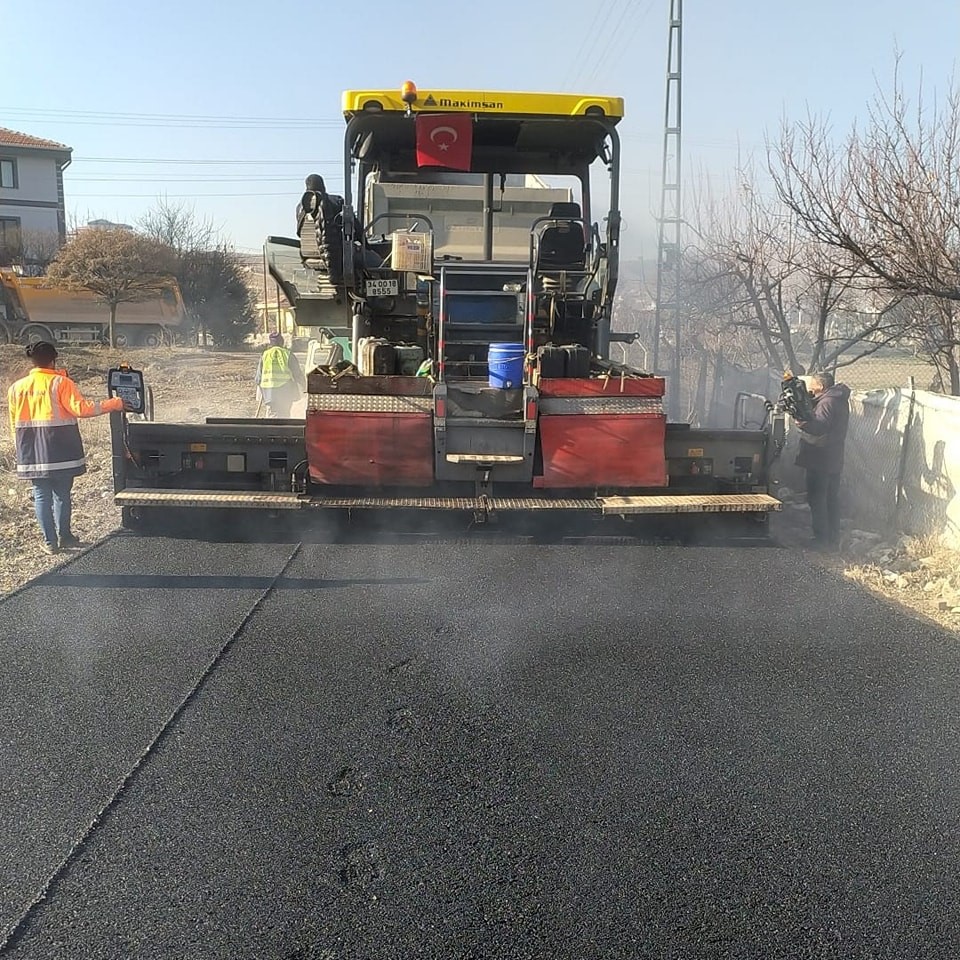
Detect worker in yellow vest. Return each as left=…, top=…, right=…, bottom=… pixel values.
left=255, top=332, right=304, bottom=418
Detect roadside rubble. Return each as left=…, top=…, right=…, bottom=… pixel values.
left=773, top=485, right=960, bottom=632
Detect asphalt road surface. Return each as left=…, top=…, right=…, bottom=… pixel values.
left=2, top=523, right=960, bottom=959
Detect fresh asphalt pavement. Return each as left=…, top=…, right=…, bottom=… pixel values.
left=2, top=525, right=960, bottom=959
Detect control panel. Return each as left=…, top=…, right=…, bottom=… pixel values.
left=107, top=366, right=145, bottom=415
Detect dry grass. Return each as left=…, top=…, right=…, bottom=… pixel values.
left=843, top=534, right=960, bottom=632
left=773, top=507, right=960, bottom=634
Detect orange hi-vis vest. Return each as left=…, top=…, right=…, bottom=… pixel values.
left=7, top=367, right=124, bottom=480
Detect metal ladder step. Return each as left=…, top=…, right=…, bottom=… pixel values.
left=445, top=417, right=524, bottom=427
left=445, top=453, right=525, bottom=464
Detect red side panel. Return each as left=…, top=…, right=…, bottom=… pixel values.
left=538, top=377, right=666, bottom=398
left=538, top=414, right=668, bottom=488
left=306, top=411, right=434, bottom=486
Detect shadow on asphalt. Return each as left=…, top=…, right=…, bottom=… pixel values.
left=119, top=509, right=779, bottom=549
left=33, top=573, right=431, bottom=590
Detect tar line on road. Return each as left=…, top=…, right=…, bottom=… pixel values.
left=0, top=541, right=304, bottom=953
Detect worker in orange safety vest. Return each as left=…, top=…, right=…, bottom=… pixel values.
left=8, top=341, right=131, bottom=555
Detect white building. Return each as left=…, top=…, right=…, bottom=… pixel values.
left=0, top=127, right=73, bottom=265
left=87, top=218, right=134, bottom=231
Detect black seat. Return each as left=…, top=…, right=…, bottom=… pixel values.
left=538, top=202, right=586, bottom=270
left=296, top=189, right=345, bottom=283
left=297, top=192, right=323, bottom=262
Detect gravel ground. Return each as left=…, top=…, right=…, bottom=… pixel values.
left=0, top=345, right=260, bottom=595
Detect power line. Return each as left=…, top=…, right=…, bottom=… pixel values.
left=580, top=0, right=636, bottom=89
left=563, top=0, right=622, bottom=90
left=5, top=119, right=336, bottom=130
left=577, top=0, right=632, bottom=91
left=67, top=191, right=325, bottom=199
left=2, top=106, right=342, bottom=129
left=68, top=176, right=332, bottom=183
left=582, top=0, right=658, bottom=89
left=621, top=133, right=766, bottom=150
left=73, top=157, right=340, bottom=165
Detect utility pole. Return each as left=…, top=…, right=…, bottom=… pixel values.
left=652, top=0, right=683, bottom=419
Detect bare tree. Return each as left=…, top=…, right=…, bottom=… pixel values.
left=795, top=244, right=910, bottom=374
left=46, top=227, right=176, bottom=347
left=907, top=297, right=960, bottom=392
left=137, top=199, right=256, bottom=345
left=20, top=230, right=63, bottom=274
left=139, top=199, right=216, bottom=256
left=0, top=228, right=62, bottom=273
left=685, top=160, right=914, bottom=392
left=177, top=244, right=257, bottom=347
left=771, top=64, right=960, bottom=391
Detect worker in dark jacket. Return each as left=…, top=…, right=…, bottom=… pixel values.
left=8, top=341, right=128, bottom=555
left=794, top=371, right=851, bottom=549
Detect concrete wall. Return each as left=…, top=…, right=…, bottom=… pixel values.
left=1, top=153, right=59, bottom=202
left=0, top=152, right=64, bottom=237
left=0, top=205, right=60, bottom=236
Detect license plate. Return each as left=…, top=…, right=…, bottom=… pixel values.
left=366, top=278, right=399, bottom=297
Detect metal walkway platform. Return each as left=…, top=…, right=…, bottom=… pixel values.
left=116, top=489, right=781, bottom=514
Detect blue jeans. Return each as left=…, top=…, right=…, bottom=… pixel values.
left=32, top=475, right=74, bottom=547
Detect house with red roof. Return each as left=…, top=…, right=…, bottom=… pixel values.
left=0, top=128, right=73, bottom=266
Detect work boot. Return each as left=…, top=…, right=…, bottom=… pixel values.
left=41, top=543, right=59, bottom=556
left=59, top=534, right=82, bottom=549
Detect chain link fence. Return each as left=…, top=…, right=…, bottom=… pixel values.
left=611, top=303, right=945, bottom=423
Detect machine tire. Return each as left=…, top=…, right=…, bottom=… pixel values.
left=20, top=323, right=55, bottom=346
left=113, top=325, right=139, bottom=348
left=140, top=325, right=167, bottom=348
left=0, top=321, right=11, bottom=345
left=121, top=505, right=145, bottom=530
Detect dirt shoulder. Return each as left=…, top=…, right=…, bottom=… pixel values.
left=0, top=344, right=259, bottom=595
left=772, top=497, right=960, bottom=635
left=1, top=345, right=958, bottom=637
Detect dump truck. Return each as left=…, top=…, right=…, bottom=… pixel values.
left=0, top=268, right=187, bottom=347
left=110, top=84, right=783, bottom=533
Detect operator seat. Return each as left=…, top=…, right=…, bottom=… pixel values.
left=297, top=191, right=324, bottom=264
left=538, top=202, right=586, bottom=271
left=296, top=185, right=346, bottom=283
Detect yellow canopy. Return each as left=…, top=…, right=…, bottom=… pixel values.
left=342, top=88, right=624, bottom=121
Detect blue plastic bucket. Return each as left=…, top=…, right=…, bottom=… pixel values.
left=488, top=342, right=525, bottom=389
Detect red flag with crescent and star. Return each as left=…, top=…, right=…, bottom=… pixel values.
left=415, top=112, right=473, bottom=171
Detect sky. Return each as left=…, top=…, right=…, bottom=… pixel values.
left=3, top=0, right=958, bottom=261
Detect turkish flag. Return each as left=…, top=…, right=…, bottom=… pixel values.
left=415, top=113, right=473, bottom=171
